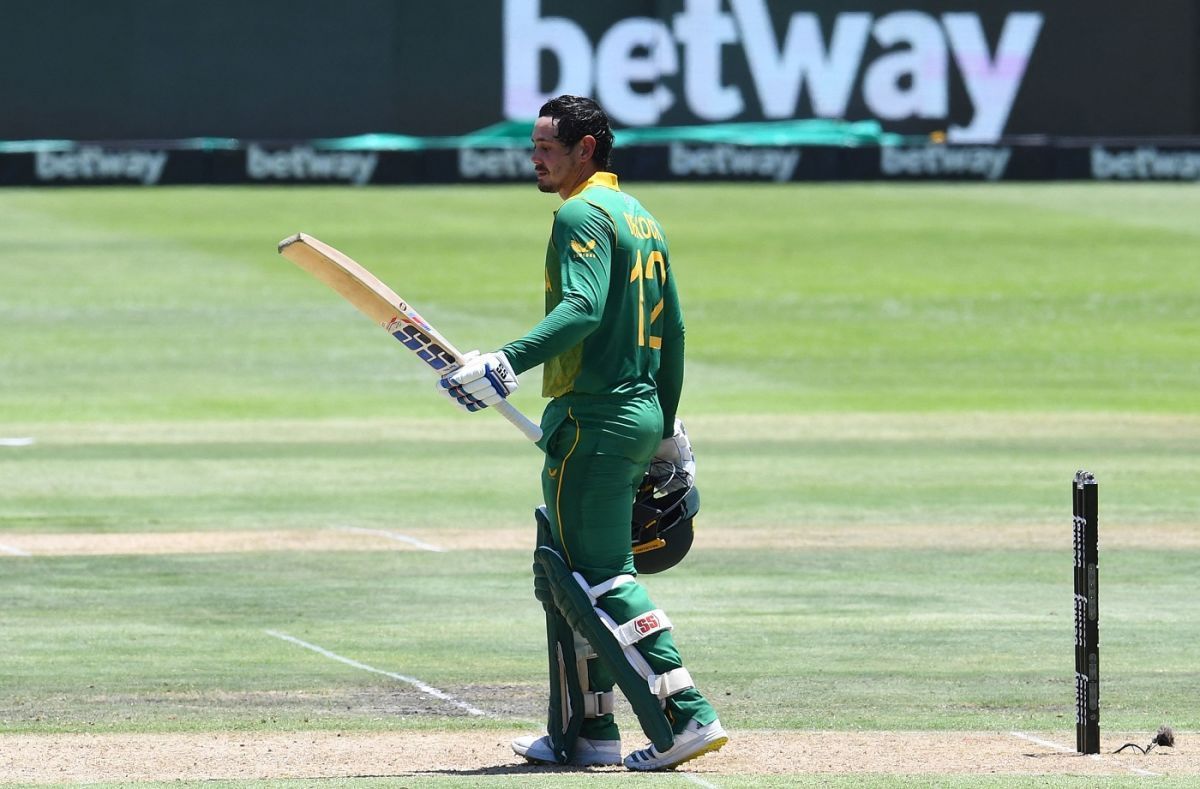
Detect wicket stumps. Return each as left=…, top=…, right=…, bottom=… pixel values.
left=1072, top=470, right=1099, bottom=754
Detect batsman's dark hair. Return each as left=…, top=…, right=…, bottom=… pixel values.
left=538, top=95, right=614, bottom=170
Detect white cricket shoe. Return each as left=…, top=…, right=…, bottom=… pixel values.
left=512, top=733, right=622, bottom=766
left=623, top=717, right=728, bottom=771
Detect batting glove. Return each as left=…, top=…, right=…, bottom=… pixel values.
left=655, top=418, right=696, bottom=484
left=437, top=350, right=519, bottom=412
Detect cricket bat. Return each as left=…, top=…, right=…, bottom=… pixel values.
left=278, top=232, right=542, bottom=442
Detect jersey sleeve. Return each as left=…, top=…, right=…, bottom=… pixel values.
left=501, top=199, right=615, bottom=375
left=655, top=263, right=685, bottom=437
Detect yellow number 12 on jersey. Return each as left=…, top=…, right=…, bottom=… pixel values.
left=631, top=249, right=666, bottom=349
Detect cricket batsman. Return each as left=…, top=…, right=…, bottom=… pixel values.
left=435, top=95, right=727, bottom=771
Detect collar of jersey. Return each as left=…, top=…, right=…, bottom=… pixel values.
left=566, top=171, right=620, bottom=200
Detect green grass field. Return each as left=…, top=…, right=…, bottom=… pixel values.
left=2, top=183, right=1199, bottom=787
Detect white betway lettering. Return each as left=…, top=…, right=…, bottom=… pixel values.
left=881, top=146, right=1011, bottom=180
left=35, top=148, right=167, bottom=185
left=732, top=2, right=871, bottom=119
left=669, top=143, right=799, bottom=182
left=246, top=145, right=377, bottom=185
left=942, top=13, right=1044, bottom=142
left=864, top=12, right=945, bottom=124
left=673, top=0, right=742, bottom=120
left=595, top=19, right=678, bottom=125
left=502, top=0, right=1043, bottom=144
left=459, top=148, right=530, bottom=179
left=1091, top=147, right=1200, bottom=181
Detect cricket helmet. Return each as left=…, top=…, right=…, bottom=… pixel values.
left=631, top=460, right=699, bottom=574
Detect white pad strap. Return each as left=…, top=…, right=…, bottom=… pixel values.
left=572, top=630, right=612, bottom=718
left=649, top=667, right=694, bottom=699
left=576, top=574, right=693, bottom=704
left=593, top=608, right=693, bottom=701
left=574, top=571, right=636, bottom=605
left=613, top=609, right=673, bottom=648
left=583, top=691, right=615, bottom=717
left=596, top=609, right=653, bottom=672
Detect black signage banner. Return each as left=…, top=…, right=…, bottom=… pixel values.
left=7, top=140, right=1200, bottom=186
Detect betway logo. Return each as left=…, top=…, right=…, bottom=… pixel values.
left=459, top=147, right=529, bottom=179
left=504, top=0, right=1043, bottom=143
left=670, top=143, right=799, bottom=182
left=35, top=148, right=167, bottom=185
left=247, top=145, right=377, bottom=185
left=882, top=145, right=1011, bottom=181
left=1092, top=147, right=1200, bottom=181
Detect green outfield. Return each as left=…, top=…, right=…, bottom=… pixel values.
left=2, top=183, right=1199, bottom=787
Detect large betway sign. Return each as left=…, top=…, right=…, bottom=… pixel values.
left=503, top=0, right=1043, bottom=143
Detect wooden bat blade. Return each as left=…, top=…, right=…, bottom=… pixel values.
left=278, top=233, right=399, bottom=326
left=279, top=232, right=463, bottom=373
left=278, top=232, right=437, bottom=339
left=277, top=233, right=543, bottom=442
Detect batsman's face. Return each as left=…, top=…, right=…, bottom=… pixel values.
left=531, top=117, right=591, bottom=198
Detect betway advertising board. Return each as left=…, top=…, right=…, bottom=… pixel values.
left=505, top=1, right=1043, bottom=143
left=500, top=0, right=1194, bottom=142
left=1, top=0, right=1195, bottom=141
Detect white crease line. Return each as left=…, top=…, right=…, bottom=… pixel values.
left=0, top=437, right=35, bottom=447
left=681, top=774, right=721, bottom=789
left=333, top=525, right=446, bottom=553
left=0, top=543, right=33, bottom=557
left=266, top=630, right=486, bottom=716
left=1011, top=731, right=1076, bottom=753
left=1010, top=731, right=1161, bottom=777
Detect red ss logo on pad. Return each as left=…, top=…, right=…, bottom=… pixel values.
left=635, top=614, right=660, bottom=634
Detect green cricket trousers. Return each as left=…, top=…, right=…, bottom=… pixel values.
left=536, top=392, right=717, bottom=739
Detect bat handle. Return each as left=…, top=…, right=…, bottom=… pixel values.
left=495, top=400, right=543, bottom=442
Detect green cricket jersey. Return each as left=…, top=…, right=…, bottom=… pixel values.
left=501, top=173, right=685, bottom=435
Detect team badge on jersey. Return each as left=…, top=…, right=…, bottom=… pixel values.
left=570, top=239, right=597, bottom=258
